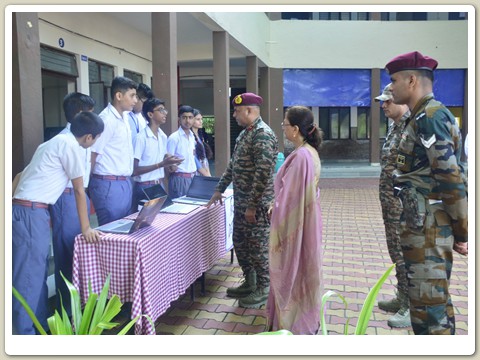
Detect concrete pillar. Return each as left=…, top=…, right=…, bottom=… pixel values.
left=260, top=67, right=284, bottom=151
left=213, top=31, right=230, bottom=177
left=151, top=12, right=178, bottom=135
left=12, top=12, right=43, bottom=177
left=370, top=69, right=381, bottom=165
left=246, top=56, right=258, bottom=94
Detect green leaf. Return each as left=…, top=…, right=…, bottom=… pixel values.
left=90, top=295, right=122, bottom=334
left=354, top=264, right=395, bottom=335
left=320, top=290, right=349, bottom=335
left=77, top=293, right=98, bottom=335
left=12, top=287, right=47, bottom=335
left=60, top=271, right=82, bottom=333
left=89, top=274, right=111, bottom=334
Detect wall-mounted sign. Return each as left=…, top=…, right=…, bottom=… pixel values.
left=81, top=55, right=88, bottom=62
left=58, top=38, right=64, bottom=48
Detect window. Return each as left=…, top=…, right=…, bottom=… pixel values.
left=357, top=107, right=371, bottom=139
left=88, top=59, right=114, bottom=113
left=40, top=46, right=78, bottom=77
left=124, top=69, right=143, bottom=84
left=319, top=107, right=350, bottom=140
left=281, top=12, right=312, bottom=20
left=379, top=110, right=389, bottom=139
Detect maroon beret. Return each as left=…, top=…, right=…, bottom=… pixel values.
left=385, top=51, right=438, bottom=75
left=232, top=92, right=263, bottom=107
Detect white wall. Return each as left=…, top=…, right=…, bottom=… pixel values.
left=38, top=12, right=153, bottom=93
left=268, top=20, right=468, bottom=69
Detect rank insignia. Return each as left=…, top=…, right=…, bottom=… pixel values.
left=397, top=154, right=406, bottom=166
left=420, top=134, right=436, bottom=148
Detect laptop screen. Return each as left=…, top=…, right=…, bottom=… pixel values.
left=143, top=184, right=168, bottom=200
left=186, top=176, right=220, bottom=199
left=142, top=184, right=173, bottom=208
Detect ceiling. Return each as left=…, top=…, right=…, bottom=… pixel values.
left=108, top=12, right=247, bottom=69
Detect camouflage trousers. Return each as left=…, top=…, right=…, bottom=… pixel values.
left=232, top=206, right=270, bottom=288
left=400, top=198, right=455, bottom=335
left=380, top=188, right=408, bottom=299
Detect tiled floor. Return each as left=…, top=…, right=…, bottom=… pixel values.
left=111, top=177, right=469, bottom=335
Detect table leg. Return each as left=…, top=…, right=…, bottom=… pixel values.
left=200, top=272, right=206, bottom=296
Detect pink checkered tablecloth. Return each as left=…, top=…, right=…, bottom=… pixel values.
left=72, top=202, right=228, bottom=335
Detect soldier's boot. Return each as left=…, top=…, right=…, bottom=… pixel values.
left=226, top=270, right=256, bottom=298
left=238, top=286, right=270, bottom=309
left=387, top=292, right=411, bottom=328
left=378, top=291, right=401, bottom=313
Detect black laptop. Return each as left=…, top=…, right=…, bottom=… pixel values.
left=96, top=196, right=167, bottom=234
left=142, top=184, right=199, bottom=214
left=171, top=176, right=220, bottom=205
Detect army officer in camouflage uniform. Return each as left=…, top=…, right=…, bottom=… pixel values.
left=375, top=83, right=411, bottom=328
left=386, top=51, right=468, bottom=335
left=207, top=92, right=278, bottom=309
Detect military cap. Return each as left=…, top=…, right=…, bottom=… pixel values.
left=375, top=83, right=393, bottom=102
left=385, top=51, right=438, bottom=75
left=232, top=92, right=263, bottom=107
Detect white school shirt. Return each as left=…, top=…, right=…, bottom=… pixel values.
left=61, top=123, right=91, bottom=188
left=166, top=128, right=197, bottom=173
left=133, top=126, right=168, bottom=182
left=91, top=103, right=134, bottom=176
left=128, top=111, right=147, bottom=145
left=14, top=132, right=84, bottom=204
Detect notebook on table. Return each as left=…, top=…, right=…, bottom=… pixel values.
left=171, top=176, right=220, bottom=205
left=142, top=184, right=199, bottom=214
left=95, top=196, right=167, bottom=234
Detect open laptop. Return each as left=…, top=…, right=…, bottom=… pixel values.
left=171, top=176, right=220, bottom=205
left=142, top=184, right=199, bottom=214
left=96, top=196, right=167, bottom=234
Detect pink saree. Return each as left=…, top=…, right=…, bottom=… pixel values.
left=266, top=145, right=323, bottom=335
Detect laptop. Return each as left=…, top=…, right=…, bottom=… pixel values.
left=142, top=184, right=199, bottom=214
left=96, top=196, right=167, bottom=234
left=171, top=176, right=220, bottom=205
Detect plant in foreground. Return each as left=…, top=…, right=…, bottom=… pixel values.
left=320, top=263, right=395, bottom=335
left=12, top=272, right=153, bottom=335
left=256, top=264, right=395, bottom=335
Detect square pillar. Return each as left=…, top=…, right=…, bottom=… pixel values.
left=213, top=31, right=230, bottom=176
left=151, top=12, right=178, bottom=135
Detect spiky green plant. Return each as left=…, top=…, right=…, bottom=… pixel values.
left=320, top=263, right=395, bottom=335
left=12, top=272, right=153, bottom=335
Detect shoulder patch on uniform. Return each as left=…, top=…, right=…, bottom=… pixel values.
left=420, top=134, right=436, bottom=148
left=416, top=113, right=425, bottom=121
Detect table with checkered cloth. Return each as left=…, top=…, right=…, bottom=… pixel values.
left=72, top=203, right=228, bottom=335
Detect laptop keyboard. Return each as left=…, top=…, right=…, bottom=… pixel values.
left=114, top=222, right=133, bottom=232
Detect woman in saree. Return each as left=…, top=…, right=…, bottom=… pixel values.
left=266, top=105, right=324, bottom=335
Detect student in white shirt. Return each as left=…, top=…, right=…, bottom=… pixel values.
left=166, top=105, right=197, bottom=198
left=89, top=76, right=138, bottom=225
left=49, top=92, right=95, bottom=316
left=12, top=111, right=104, bottom=335
left=131, top=98, right=183, bottom=211
left=128, top=83, right=153, bottom=146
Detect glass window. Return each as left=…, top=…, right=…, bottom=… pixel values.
left=40, top=46, right=78, bottom=77
left=319, top=107, right=351, bottom=140
left=339, top=108, right=350, bottom=139
left=281, top=12, right=312, bottom=20
left=124, top=69, right=143, bottom=84
left=357, top=107, right=371, bottom=139
left=379, top=110, right=388, bottom=138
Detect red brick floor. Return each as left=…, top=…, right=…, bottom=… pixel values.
left=125, top=178, right=469, bottom=335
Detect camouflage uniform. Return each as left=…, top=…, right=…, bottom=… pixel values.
left=216, top=117, right=278, bottom=288
left=394, top=94, right=467, bottom=335
left=379, top=111, right=409, bottom=300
